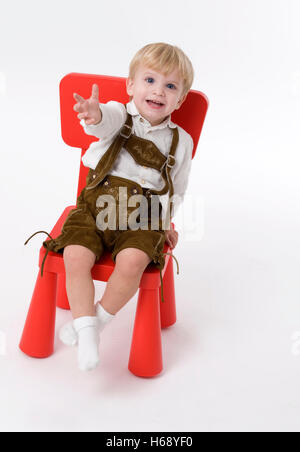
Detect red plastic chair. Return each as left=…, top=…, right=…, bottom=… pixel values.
left=19, top=73, right=209, bottom=377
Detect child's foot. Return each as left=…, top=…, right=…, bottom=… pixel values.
left=96, top=302, right=115, bottom=326
left=58, top=302, right=115, bottom=347
left=59, top=321, right=77, bottom=346
left=73, top=316, right=100, bottom=372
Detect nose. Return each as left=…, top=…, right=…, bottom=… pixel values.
left=153, top=83, right=165, bottom=97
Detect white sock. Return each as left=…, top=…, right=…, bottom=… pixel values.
left=73, top=316, right=100, bottom=372
left=96, top=302, right=115, bottom=330
left=59, top=321, right=78, bottom=346
left=59, top=303, right=115, bottom=347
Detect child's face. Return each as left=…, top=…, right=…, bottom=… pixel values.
left=126, top=65, right=187, bottom=126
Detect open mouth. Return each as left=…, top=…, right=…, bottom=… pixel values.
left=146, top=100, right=164, bottom=109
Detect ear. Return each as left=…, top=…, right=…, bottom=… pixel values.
left=176, top=93, right=187, bottom=110
left=126, top=77, right=134, bottom=97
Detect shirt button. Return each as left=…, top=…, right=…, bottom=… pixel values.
left=92, top=174, right=96, bottom=179
left=141, top=179, right=145, bottom=184
left=104, top=181, right=109, bottom=186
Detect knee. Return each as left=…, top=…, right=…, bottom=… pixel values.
left=63, top=245, right=96, bottom=275
left=115, top=248, right=151, bottom=278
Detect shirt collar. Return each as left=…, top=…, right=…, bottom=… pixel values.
left=126, top=99, right=177, bottom=130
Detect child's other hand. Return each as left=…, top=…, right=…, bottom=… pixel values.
left=165, top=229, right=179, bottom=250
left=73, top=84, right=102, bottom=125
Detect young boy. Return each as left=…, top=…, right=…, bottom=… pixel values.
left=34, top=43, right=194, bottom=372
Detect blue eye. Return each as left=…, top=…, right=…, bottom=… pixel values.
left=146, top=77, right=154, bottom=83
left=167, top=83, right=176, bottom=90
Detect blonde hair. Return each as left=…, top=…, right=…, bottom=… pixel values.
left=129, top=42, right=194, bottom=98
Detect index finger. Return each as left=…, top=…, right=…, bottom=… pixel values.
left=91, top=84, right=99, bottom=100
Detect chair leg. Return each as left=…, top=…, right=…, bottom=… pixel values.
left=128, top=288, right=163, bottom=377
left=160, top=256, right=177, bottom=328
left=56, top=273, right=70, bottom=310
left=19, top=270, right=57, bottom=358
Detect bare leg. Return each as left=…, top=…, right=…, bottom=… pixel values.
left=98, top=248, right=151, bottom=315
left=63, top=244, right=97, bottom=319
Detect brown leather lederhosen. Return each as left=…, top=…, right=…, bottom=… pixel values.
left=24, top=110, right=181, bottom=302
left=85, top=112, right=178, bottom=218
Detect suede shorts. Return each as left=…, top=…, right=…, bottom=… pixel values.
left=43, top=174, right=167, bottom=271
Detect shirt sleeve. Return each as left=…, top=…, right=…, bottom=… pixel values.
left=171, top=133, right=194, bottom=218
left=79, top=101, right=127, bottom=140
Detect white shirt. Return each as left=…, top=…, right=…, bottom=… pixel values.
left=80, top=99, right=193, bottom=219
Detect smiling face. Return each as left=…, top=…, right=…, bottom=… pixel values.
left=126, top=65, right=187, bottom=126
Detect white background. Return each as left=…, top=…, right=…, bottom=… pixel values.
left=0, top=0, right=300, bottom=433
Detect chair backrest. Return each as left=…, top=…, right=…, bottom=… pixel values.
left=59, top=72, right=209, bottom=199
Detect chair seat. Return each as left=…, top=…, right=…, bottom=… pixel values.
left=39, top=206, right=172, bottom=290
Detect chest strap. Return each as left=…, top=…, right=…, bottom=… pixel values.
left=86, top=113, right=134, bottom=191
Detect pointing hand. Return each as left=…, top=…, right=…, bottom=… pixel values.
left=73, top=84, right=102, bottom=125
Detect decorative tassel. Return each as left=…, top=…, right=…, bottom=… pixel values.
left=24, top=230, right=53, bottom=277
left=159, top=252, right=180, bottom=303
